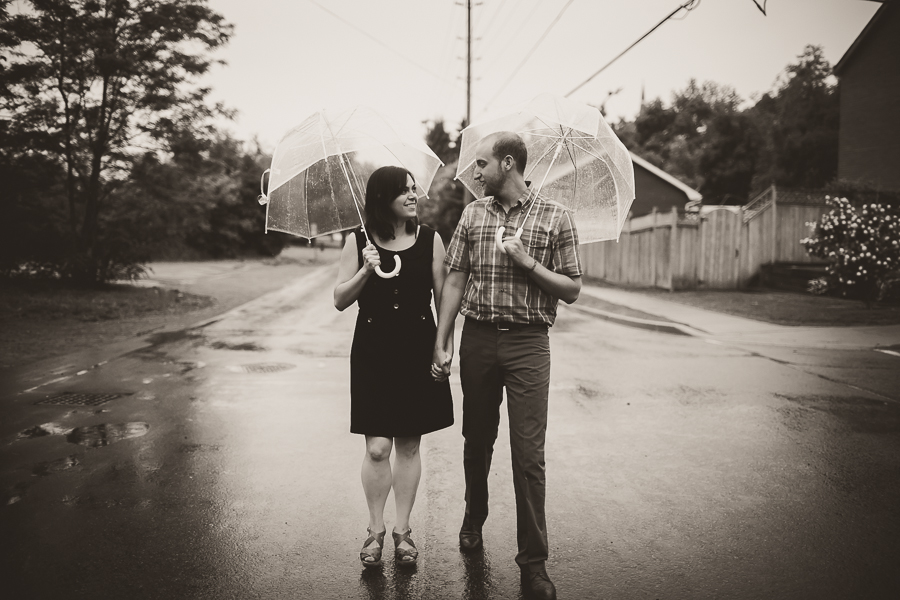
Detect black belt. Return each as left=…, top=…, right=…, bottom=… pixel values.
left=465, top=317, right=548, bottom=331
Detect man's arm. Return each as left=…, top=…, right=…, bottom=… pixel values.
left=432, top=269, right=467, bottom=378
left=501, top=238, right=581, bottom=304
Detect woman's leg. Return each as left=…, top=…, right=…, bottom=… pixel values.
left=362, top=436, right=393, bottom=534
left=392, top=435, right=422, bottom=538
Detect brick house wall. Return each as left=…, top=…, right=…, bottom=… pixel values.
left=836, top=3, right=900, bottom=191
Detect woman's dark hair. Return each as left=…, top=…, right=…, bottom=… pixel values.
left=364, top=165, right=417, bottom=241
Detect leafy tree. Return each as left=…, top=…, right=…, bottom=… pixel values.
left=424, top=119, right=460, bottom=165
left=120, top=133, right=286, bottom=259
left=698, top=111, right=759, bottom=203
left=629, top=80, right=758, bottom=204
left=419, top=119, right=466, bottom=242
left=0, top=0, right=232, bottom=282
left=749, top=45, right=839, bottom=190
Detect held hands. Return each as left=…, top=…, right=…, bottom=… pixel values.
left=361, top=243, right=380, bottom=273
left=431, top=340, right=453, bottom=382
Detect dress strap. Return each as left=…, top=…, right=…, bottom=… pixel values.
left=353, top=228, right=366, bottom=270
left=418, top=225, right=436, bottom=260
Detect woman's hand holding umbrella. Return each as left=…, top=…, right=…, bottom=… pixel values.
left=361, top=244, right=381, bottom=273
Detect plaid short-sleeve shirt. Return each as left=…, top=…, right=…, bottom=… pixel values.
left=444, top=185, right=583, bottom=326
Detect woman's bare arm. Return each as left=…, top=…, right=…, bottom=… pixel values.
left=334, top=234, right=379, bottom=311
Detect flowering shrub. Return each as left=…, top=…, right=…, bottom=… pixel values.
left=801, top=197, right=900, bottom=301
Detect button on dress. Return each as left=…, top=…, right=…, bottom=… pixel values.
left=350, top=226, right=454, bottom=437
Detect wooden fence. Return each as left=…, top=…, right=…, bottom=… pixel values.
left=582, top=186, right=830, bottom=290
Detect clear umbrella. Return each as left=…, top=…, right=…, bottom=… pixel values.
left=456, top=93, right=635, bottom=250
left=259, top=106, right=443, bottom=278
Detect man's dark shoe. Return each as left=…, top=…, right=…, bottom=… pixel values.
left=458, top=526, right=483, bottom=552
left=520, top=566, right=557, bottom=600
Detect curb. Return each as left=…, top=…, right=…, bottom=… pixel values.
left=565, top=303, right=703, bottom=337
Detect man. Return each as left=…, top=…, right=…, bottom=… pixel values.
left=432, top=131, right=582, bottom=600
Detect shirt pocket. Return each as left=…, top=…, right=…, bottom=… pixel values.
left=521, top=227, right=552, bottom=267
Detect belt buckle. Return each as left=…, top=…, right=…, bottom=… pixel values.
left=496, top=321, right=511, bottom=331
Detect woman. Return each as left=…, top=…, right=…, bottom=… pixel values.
left=334, top=165, right=454, bottom=568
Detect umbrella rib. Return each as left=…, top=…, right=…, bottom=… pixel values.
left=523, top=140, right=560, bottom=181
left=568, top=140, right=606, bottom=162
left=331, top=106, right=359, bottom=140
left=569, top=139, right=624, bottom=229
left=562, top=134, right=578, bottom=204
left=570, top=138, right=633, bottom=190
left=523, top=132, right=595, bottom=140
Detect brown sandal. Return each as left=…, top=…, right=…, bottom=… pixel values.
left=392, top=527, right=418, bottom=566
left=359, top=527, right=386, bottom=568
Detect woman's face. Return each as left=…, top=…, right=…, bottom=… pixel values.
left=389, top=175, right=418, bottom=223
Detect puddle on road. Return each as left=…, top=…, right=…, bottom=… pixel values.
left=145, top=329, right=203, bottom=346
left=180, top=443, right=221, bottom=453
left=66, top=423, right=150, bottom=448
left=32, top=455, right=81, bottom=477
left=17, top=422, right=150, bottom=448
left=17, top=423, right=72, bottom=439
left=775, top=393, right=900, bottom=434
left=208, top=341, right=266, bottom=352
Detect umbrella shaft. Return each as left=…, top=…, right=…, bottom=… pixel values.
left=336, top=152, right=371, bottom=245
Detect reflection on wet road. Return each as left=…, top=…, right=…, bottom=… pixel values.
left=2, top=264, right=899, bottom=599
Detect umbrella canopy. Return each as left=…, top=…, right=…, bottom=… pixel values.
left=261, top=106, right=443, bottom=241
left=456, top=93, right=635, bottom=243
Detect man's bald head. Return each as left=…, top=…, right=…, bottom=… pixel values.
left=480, top=132, right=527, bottom=175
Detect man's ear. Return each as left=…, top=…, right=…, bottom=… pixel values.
left=503, top=155, right=513, bottom=171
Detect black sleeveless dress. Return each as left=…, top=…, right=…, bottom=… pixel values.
left=350, top=225, right=454, bottom=437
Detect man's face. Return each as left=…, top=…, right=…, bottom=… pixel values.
left=473, top=140, right=506, bottom=197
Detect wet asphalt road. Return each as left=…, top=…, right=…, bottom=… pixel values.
left=2, top=264, right=900, bottom=599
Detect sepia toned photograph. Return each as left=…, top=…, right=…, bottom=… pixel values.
left=1, top=1, right=898, bottom=598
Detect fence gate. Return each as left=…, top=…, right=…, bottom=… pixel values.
left=699, top=208, right=742, bottom=288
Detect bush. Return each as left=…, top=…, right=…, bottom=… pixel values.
left=801, top=196, right=900, bottom=302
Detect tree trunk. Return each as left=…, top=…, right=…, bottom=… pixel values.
left=78, top=76, right=111, bottom=283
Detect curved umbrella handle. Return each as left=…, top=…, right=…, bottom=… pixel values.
left=495, top=226, right=524, bottom=254
left=258, top=168, right=271, bottom=205
left=375, top=255, right=401, bottom=279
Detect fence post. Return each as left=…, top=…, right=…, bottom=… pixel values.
left=650, top=207, right=658, bottom=288
left=771, top=184, right=778, bottom=263
left=735, top=206, right=744, bottom=287
left=668, top=206, right=678, bottom=291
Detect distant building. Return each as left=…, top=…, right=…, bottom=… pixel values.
left=629, top=152, right=702, bottom=217
left=834, top=1, right=900, bottom=191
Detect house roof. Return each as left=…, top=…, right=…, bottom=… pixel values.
left=629, top=152, right=703, bottom=202
left=834, top=2, right=894, bottom=75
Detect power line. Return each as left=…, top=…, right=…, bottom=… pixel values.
left=479, top=0, right=544, bottom=69
left=564, top=0, right=701, bottom=98
left=484, top=0, right=577, bottom=111
left=305, top=0, right=465, bottom=93
left=476, top=0, right=511, bottom=39
left=428, top=0, right=465, bottom=111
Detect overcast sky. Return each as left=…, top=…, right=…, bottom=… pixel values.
left=204, top=0, right=880, bottom=149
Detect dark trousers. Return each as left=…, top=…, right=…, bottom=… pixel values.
left=459, top=318, right=551, bottom=569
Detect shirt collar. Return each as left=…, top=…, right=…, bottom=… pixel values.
left=488, top=182, right=537, bottom=214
